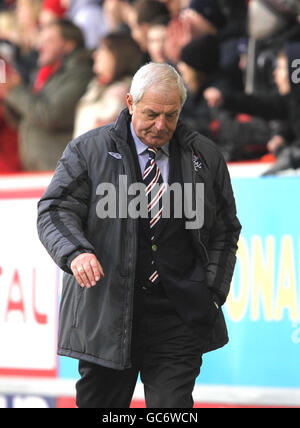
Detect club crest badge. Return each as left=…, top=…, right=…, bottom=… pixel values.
left=193, top=155, right=203, bottom=172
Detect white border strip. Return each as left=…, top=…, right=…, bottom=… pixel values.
left=0, top=165, right=299, bottom=190
left=228, top=163, right=272, bottom=177
left=0, top=174, right=53, bottom=191
left=0, top=378, right=299, bottom=407
left=192, top=384, right=300, bottom=407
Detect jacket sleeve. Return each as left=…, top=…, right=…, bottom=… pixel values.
left=206, top=152, right=242, bottom=304
left=223, top=91, right=289, bottom=121
left=37, top=140, right=95, bottom=274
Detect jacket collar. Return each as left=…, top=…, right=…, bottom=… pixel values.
left=111, top=108, right=198, bottom=152
left=110, top=108, right=132, bottom=148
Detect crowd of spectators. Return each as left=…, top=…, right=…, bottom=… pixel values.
left=0, top=0, right=300, bottom=174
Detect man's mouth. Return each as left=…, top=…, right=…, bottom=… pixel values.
left=147, top=132, right=165, bottom=138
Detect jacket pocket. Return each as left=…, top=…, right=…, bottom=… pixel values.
left=120, top=231, right=128, bottom=277
left=182, top=279, right=219, bottom=326
left=195, top=280, right=219, bottom=326
left=120, top=218, right=131, bottom=277
left=170, top=269, right=219, bottom=328
left=73, top=285, right=84, bottom=328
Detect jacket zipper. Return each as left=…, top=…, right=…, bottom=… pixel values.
left=110, top=128, right=137, bottom=369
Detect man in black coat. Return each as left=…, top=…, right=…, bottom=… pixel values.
left=37, top=62, right=241, bottom=408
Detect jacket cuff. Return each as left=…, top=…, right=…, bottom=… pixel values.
left=66, top=249, right=94, bottom=273
left=210, top=290, right=225, bottom=307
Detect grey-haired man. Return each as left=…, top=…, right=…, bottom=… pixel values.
left=37, top=63, right=241, bottom=408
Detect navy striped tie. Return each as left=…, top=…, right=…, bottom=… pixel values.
left=143, top=147, right=166, bottom=286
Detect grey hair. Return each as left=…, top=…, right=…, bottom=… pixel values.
left=129, top=62, right=187, bottom=107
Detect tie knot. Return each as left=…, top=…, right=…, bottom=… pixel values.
left=147, top=147, right=159, bottom=160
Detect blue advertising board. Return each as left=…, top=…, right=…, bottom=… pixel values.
left=200, top=177, right=300, bottom=389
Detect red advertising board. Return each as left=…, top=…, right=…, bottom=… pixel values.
left=0, top=173, right=58, bottom=377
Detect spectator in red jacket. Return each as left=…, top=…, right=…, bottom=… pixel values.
left=0, top=59, right=21, bottom=173
left=0, top=105, right=21, bottom=173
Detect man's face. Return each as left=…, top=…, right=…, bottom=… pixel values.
left=129, top=11, right=148, bottom=53
left=127, top=86, right=181, bottom=148
left=177, top=61, right=202, bottom=94
left=93, top=45, right=116, bottom=85
left=38, top=25, right=73, bottom=66
left=147, top=25, right=168, bottom=63
left=273, top=54, right=291, bottom=95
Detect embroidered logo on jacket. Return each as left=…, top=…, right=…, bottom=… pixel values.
left=108, top=152, right=122, bottom=160
left=193, top=155, right=203, bottom=172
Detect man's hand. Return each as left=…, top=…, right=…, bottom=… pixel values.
left=0, top=68, right=22, bottom=99
left=165, top=17, right=192, bottom=63
left=267, top=135, right=285, bottom=154
left=70, top=253, right=104, bottom=288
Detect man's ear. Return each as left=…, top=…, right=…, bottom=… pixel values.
left=126, top=93, right=134, bottom=115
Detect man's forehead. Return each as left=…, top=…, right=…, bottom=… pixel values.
left=138, top=86, right=181, bottom=111
left=41, top=25, right=60, bottom=38
left=141, top=105, right=179, bottom=115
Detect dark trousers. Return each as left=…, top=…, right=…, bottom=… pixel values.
left=76, top=287, right=207, bottom=408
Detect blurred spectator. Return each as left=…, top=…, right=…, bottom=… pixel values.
left=0, top=0, right=16, bottom=9
left=0, top=8, right=21, bottom=173
left=2, top=19, right=93, bottom=171
left=166, top=0, right=222, bottom=64
left=177, top=35, right=232, bottom=141
left=0, top=9, right=19, bottom=44
left=246, top=0, right=300, bottom=94
left=0, top=105, right=21, bottom=172
left=0, top=61, right=21, bottom=173
left=0, top=1, right=41, bottom=85
left=218, top=0, right=248, bottom=91
left=129, top=0, right=170, bottom=58
left=67, top=0, right=109, bottom=49
left=103, top=0, right=136, bottom=33
left=159, top=0, right=184, bottom=18
left=204, top=42, right=300, bottom=171
left=147, top=15, right=170, bottom=63
left=219, top=0, right=248, bottom=40
left=166, top=0, right=246, bottom=89
left=73, top=32, right=143, bottom=138
left=185, top=0, right=225, bottom=35
left=39, top=0, right=68, bottom=27
left=178, top=33, right=272, bottom=161
left=16, top=0, right=42, bottom=48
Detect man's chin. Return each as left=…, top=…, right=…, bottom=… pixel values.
left=145, top=136, right=168, bottom=148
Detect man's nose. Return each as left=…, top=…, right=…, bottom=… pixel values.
left=155, top=116, right=166, bottom=131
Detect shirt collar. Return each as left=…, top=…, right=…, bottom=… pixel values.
left=130, top=122, right=169, bottom=156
